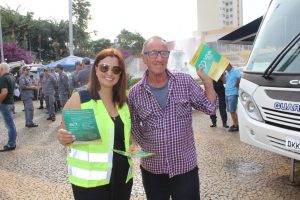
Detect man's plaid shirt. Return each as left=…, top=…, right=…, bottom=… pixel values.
left=128, top=70, right=217, bottom=177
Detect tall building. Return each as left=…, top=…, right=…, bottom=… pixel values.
left=197, top=0, right=243, bottom=34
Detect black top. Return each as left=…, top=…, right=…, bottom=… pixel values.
left=110, top=115, right=131, bottom=199
left=213, top=79, right=225, bottom=94
left=112, top=115, right=126, bottom=151
left=0, top=73, right=16, bottom=104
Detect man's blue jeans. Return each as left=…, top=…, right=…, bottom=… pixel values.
left=0, top=104, right=17, bottom=147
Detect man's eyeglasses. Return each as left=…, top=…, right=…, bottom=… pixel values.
left=98, top=63, right=122, bottom=75
left=144, top=50, right=170, bottom=59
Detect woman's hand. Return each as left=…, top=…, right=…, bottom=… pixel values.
left=57, top=128, right=75, bottom=146
left=129, top=143, right=140, bottom=153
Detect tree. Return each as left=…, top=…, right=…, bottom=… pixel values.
left=116, top=29, right=145, bottom=55
left=1, top=6, right=34, bottom=47
left=2, top=43, right=32, bottom=63
left=72, top=0, right=91, bottom=31
left=92, top=38, right=112, bottom=54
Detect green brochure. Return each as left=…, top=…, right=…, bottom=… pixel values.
left=190, top=43, right=230, bottom=81
left=63, top=109, right=101, bottom=143
left=112, top=149, right=155, bottom=158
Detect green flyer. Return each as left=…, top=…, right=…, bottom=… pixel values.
left=190, top=43, right=230, bottom=81
left=63, top=109, right=101, bottom=143
left=112, top=149, right=155, bottom=158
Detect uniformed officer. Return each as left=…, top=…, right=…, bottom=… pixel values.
left=43, top=67, right=57, bottom=121
left=55, top=64, right=70, bottom=108
left=69, top=61, right=81, bottom=92
left=19, top=66, right=38, bottom=128
left=77, top=57, right=91, bottom=87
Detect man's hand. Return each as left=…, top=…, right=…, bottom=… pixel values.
left=196, top=66, right=216, bottom=102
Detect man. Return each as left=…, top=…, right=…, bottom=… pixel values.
left=223, top=63, right=241, bottom=132
left=37, top=72, right=45, bottom=109
left=128, top=36, right=217, bottom=200
left=19, top=66, right=38, bottom=128
left=55, top=64, right=70, bottom=108
left=209, top=77, right=228, bottom=128
left=0, top=63, right=17, bottom=151
left=69, top=61, right=81, bottom=92
left=77, top=57, right=91, bottom=87
left=43, top=67, right=57, bottom=121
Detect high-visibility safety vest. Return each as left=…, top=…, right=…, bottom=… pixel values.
left=67, top=89, right=134, bottom=188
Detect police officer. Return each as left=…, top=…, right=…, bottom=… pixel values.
left=19, top=66, right=38, bottom=128
left=55, top=64, right=70, bottom=108
left=37, top=72, right=45, bottom=109
left=77, top=57, right=91, bottom=87
left=43, top=67, right=57, bottom=121
left=69, top=61, right=81, bottom=92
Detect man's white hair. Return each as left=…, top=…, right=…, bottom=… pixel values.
left=142, top=36, right=168, bottom=53
left=0, top=62, right=10, bottom=73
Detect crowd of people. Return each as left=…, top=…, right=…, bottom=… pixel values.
left=0, top=35, right=242, bottom=200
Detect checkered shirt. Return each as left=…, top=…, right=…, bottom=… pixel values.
left=128, top=70, right=217, bottom=177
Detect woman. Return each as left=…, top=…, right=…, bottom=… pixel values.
left=57, top=48, right=133, bottom=200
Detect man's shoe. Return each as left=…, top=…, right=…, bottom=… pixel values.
left=47, top=117, right=52, bottom=120
left=0, top=145, right=16, bottom=152
left=26, top=123, right=38, bottom=128
left=228, top=125, right=239, bottom=132
left=210, top=124, right=217, bottom=127
left=51, top=117, right=56, bottom=121
left=223, top=124, right=229, bottom=128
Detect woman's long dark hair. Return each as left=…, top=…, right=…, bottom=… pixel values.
left=88, top=48, right=127, bottom=108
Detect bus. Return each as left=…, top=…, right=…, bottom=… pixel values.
left=238, top=0, right=300, bottom=164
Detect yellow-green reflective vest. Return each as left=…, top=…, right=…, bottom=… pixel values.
left=67, top=89, right=134, bottom=188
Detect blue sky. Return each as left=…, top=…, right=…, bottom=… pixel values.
left=0, top=0, right=271, bottom=41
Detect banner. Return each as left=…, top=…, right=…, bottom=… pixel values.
left=190, top=43, right=230, bottom=81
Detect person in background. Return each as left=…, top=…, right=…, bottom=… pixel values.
left=77, top=57, right=92, bottom=87
left=37, top=72, right=45, bottom=109
left=69, top=61, right=81, bottom=92
left=49, top=68, right=61, bottom=112
left=55, top=64, right=70, bottom=108
left=0, top=63, right=17, bottom=151
left=209, top=76, right=228, bottom=128
left=128, top=36, right=217, bottom=200
left=57, top=49, right=133, bottom=200
left=43, top=67, right=57, bottom=121
left=223, top=63, right=241, bottom=132
left=19, top=66, right=39, bottom=128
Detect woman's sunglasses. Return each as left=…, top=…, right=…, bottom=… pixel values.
left=98, top=63, right=122, bottom=75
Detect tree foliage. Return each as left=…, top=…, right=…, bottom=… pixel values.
left=72, top=0, right=91, bottom=31
left=91, top=38, right=112, bottom=54
left=0, top=5, right=146, bottom=64
left=116, top=29, right=145, bottom=55
left=2, top=43, right=33, bottom=63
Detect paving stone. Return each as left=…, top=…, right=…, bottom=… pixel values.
left=1, top=101, right=300, bottom=199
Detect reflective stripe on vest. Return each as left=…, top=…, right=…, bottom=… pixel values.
left=68, top=165, right=110, bottom=181
left=69, top=148, right=111, bottom=163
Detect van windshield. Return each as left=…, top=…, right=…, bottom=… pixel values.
left=247, top=0, right=300, bottom=73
